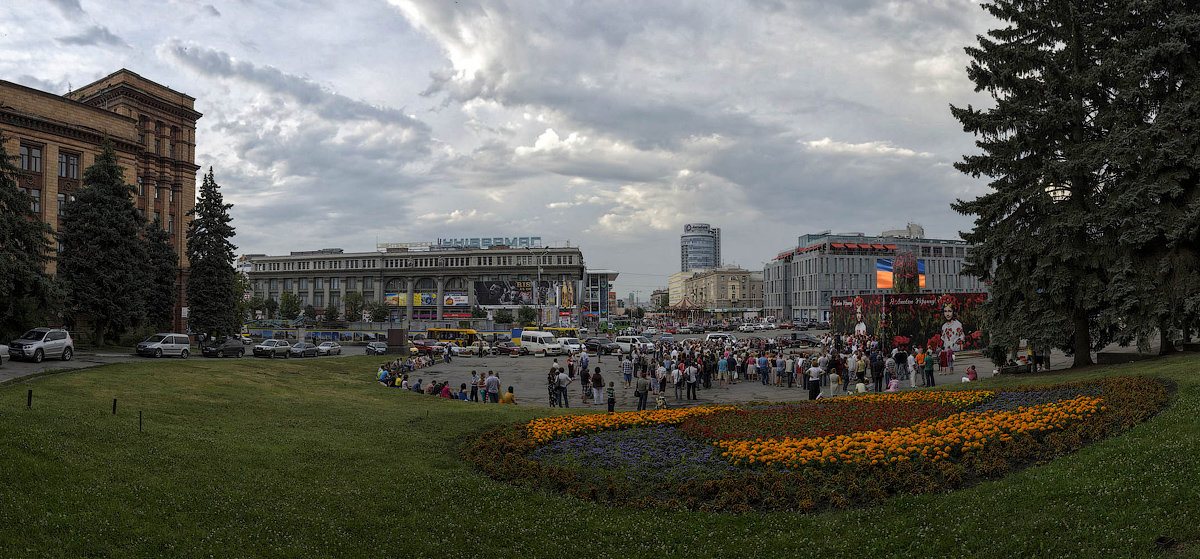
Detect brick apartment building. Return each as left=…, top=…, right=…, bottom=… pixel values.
left=0, top=69, right=202, bottom=332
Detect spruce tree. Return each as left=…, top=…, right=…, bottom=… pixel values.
left=951, top=0, right=1120, bottom=366
left=142, top=218, right=178, bottom=331
left=58, top=142, right=147, bottom=346
left=0, top=132, right=59, bottom=340
left=1097, top=0, right=1200, bottom=353
left=185, top=168, right=238, bottom=337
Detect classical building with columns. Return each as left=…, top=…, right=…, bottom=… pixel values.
left=1, top=69, right=201, bottom=332
left=245, top=243, right=587, bottom=324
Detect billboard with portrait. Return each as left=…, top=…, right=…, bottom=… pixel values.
left=831, top=292, right=988, bottom=351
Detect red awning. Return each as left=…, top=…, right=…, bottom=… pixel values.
left=871, top=244, right=886, bottom=250
left=885, top=244, right=898, bottom=250
left=831, top=243, right=845, bottom=248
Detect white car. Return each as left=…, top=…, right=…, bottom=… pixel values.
left=557, top=337, right=584, bottom=353
left=0, top=343, right=7, bottom=366
left=643, top=327, right=658, bottom=336
left=737, top=324, right=755, bottom=333
left=436, top=341, right=467, bottom=356
left=316, top=341, right=342, bottom=356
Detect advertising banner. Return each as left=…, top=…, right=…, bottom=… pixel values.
left=443, top=294, right=469, bottom=306
left=831, top=292, right=988, bottom=351
left=384, top=293, right=408, bottom=306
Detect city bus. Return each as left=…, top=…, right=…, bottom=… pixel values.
left=425, top=328, right=481, bottom=347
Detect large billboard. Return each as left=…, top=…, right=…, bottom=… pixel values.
left=474, top=281, right=574, bottom=307
left=831, top=292, right=988, bottom=351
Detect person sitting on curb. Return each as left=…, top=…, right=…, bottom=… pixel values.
left=501, top=386, right=517, bottom=404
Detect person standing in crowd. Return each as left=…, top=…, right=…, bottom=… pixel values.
left=883, top=355, right=897, bottom=392
left=606, top=381, right=616, bottom=413
left=556, top=366, right=573, bottom=408
left=484, top=371, right=500, bottom=403
left=685, top=361, right=699, bottom=400
left=672, top=364, right=684, bottom=401
left=806, top=360, right=823, bottom=400
left=591, top=367, right=604, bottom=405
left=634, top=372, right=651, bottom=411
left=923, top=347, right=937, bottom=388
left=907, top=351, right=919, bottom=388
left=469, top=370, right=480, bottom=402
left=717, top=354, right=729, bottom=389
left=621, top=354, right=634, bottom=389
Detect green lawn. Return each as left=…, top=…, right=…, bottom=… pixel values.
left=1, top=354, right=1197, bottom=557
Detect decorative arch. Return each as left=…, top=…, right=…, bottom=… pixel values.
left=415, top=277, right=437, bottom=291
left=445, top=277, right=466, bottom=291
left=384, top=278, right=407, bottom=292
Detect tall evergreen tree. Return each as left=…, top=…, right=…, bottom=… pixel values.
left=0, top=133, right=59, bottom=340
left=951, top=0, right=1121, bottom=366
left=185, top=168, right=238, bottom=337
left=1097, top=0, right=1200, bottom=353
left=58, top=142, right=147, bottom=346
left=142, top=218, right=178, bottom=331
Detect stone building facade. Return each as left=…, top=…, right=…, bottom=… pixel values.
left=1, top=69, right=201, bottom=332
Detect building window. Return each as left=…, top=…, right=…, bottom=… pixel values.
left=58, top=153, right=80, bottom=179
left=331, top=278, right=340, bottom=289
left=154, top=211, right=161, bottom=224
left=154, top=139, right=160, bottom=154
left=168, top=214, right=174, bottom=234
left=57, top=193, right=65, bottom=216
left=19, top=188, right=42, bottom=213
left=169, top=189, right=175, bottom=203
left=364, top=277, right=373, bottom=289
left=20, top=145, right=42, bottom=172
left=154, top=185, right=160, bottom=199
left=137, top=177, right=144, bottom=195
left=315, top=278, right=324, bottom=289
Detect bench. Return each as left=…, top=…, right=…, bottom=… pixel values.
left=999, top=363, right=1033, bottom=375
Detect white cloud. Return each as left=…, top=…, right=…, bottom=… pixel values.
left=804, top=137, right=934, bottom=158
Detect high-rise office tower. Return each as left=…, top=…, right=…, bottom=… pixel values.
left=680, top=223, right=721, bottom=272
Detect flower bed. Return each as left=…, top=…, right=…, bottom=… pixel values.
left=463, top=376, right=1168, bottom=512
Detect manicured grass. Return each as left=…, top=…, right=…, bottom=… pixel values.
left=1, top=354, right=1197, bottom=557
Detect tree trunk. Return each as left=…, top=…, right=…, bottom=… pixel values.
left=1159, top=326, right=1178, bottom=355
left=1072, top=310, right=1093, bottom=367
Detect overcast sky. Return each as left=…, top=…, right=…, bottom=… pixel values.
left=2, top=0, right=998, bottom=299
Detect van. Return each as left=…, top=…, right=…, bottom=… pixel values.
left=137, top=333, right=192, bottom=358
left=705, top=333, right=735, bottom=343
left=613, top=335, right=654, bottom=354
left=519, top=331, right=563, bottom=356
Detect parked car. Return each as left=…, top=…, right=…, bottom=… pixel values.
left=239, top=334, right=254, bottom=345
left=738, top=324, right=756, bottom=333
left=789, top=333, right=821, bottom=347
left=136, top=333, right=192, bottom=359
left=9, top=328, right=74, bottom=363
left=658, top=334, right=675, bottom=344
left=676, top=326, right=693, bottom=335
left=491, top=341, right=530, bottom=356
left=0, top=343, right=8, bottom=366
left=435, top=341, right=467, bottom=356
left=583, top=337, right=619, bottom=355
left=253, top=339, right=291, bottom=358
left=289, top=342, right=319, bottom=358
left=817, top=321, right=831, bottom=330
left=411, top=338, right=440, bottom=355
left=201, top=338, right=245, bottom=358
left=316, top=341, right=342, bottom=356
left=519, top=331, right=563, bottom=356
left=365, top=341, right=389, bottom=355
left=643, top=327, right=658, bottom=336
left=705, top=333, right=735, bottom=343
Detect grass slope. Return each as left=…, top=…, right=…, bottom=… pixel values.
left=0, top=355, right=1197, bottom=558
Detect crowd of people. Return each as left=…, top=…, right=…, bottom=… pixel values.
left=376, top=362, right=518, bottom=404
left=371, top=329, right=982, bottom=409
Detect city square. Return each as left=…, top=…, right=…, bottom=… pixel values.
left=3, top=0, right=1200, bottom=557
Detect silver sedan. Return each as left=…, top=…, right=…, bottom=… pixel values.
left=316, top=341, right=342, bottom=356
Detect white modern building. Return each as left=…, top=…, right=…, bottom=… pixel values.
left=762, top=228, right=987, bottom=322
left=680, top=223, right=721, bottom=272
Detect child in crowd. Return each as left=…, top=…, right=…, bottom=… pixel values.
left=654, top=392, right=667, bottom=410
left=606, top=381, right=616, bottom=413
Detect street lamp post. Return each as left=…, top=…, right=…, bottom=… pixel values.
left=525, top=245, right=551, bottom=327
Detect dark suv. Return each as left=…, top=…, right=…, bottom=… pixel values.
left=9, top=328, right=74, bottom=363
